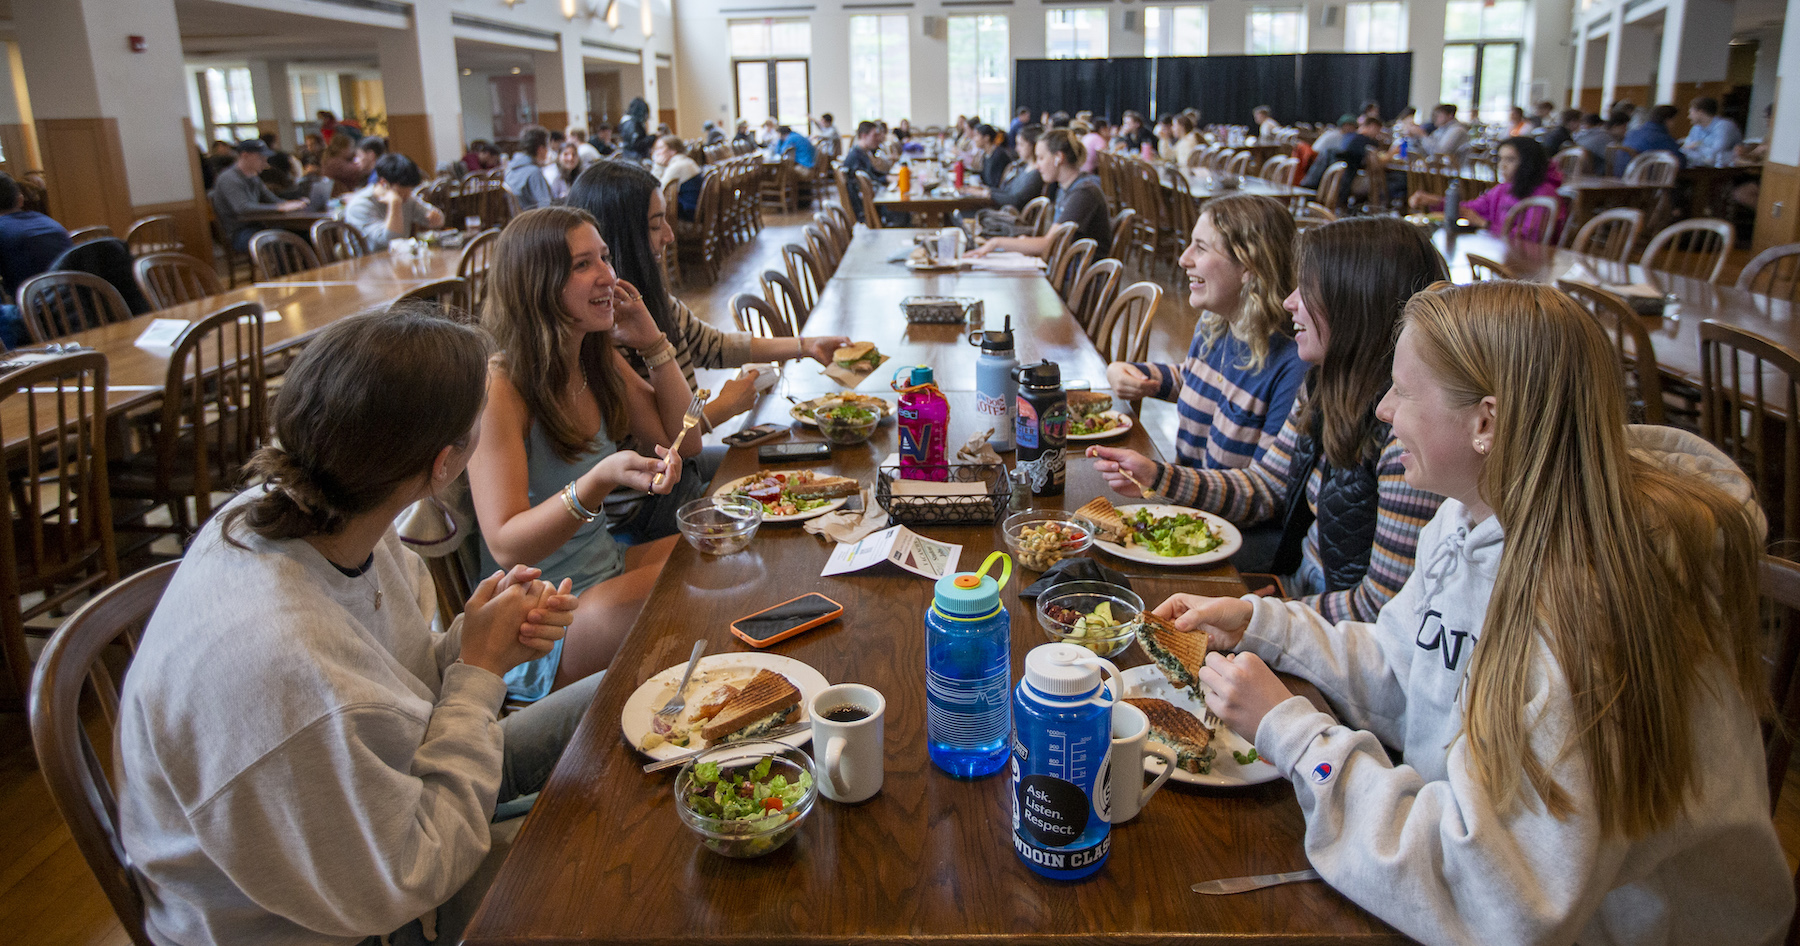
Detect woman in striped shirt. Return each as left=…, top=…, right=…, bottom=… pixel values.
left=1094, top=217, right=1447, bottom=622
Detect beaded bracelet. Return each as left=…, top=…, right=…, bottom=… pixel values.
left=561, top=482, right=599, bottom=523
left=639, top=336, right=677, bottom=370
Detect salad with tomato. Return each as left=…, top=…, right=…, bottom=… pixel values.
left=685, top=756, right=812, bottom=824
left=730, top=470, right=849, bottom=517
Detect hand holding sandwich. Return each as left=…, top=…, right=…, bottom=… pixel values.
left=1152, top=593, right=1254, bottom=650
left=1105, top=362, right=1159, bottom=400
left=1087, top=445, right=1158, bottom=499
left=1197, top=651, right=1292, bottom=745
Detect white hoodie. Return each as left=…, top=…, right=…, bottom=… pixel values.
left=1236, top=427, right=1793, bottom=946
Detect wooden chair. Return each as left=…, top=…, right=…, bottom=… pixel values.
left=1568, top=208, right=1643, bottom=263
left=209, top=217, right=252, bottom=289
left=803, top=224, right=839, bottom=278
left=658, top=179, right=685, bottom=290
left=1294, top=201, right=1338, bottom=230
left=1757, top=555, right=1800, bottom=812
left=1042, top=222, right=1077, bottom=282
left=1700, top=320, right=1800, bottom=548
left=1641, top=218, right=1734, bottom=284
left=1052, top=238, right=1097, bottom=302
left=1317, top=162, right=1349, bottom=211
left=1623, top=150, right=1682, bottom=188
left=310, top=219, right=370, bottom=263
left=830, top=167, right=856, bottom=220
left=853, top=172, right=883, bottom=229
left=1738, top=244, right=1800, bottom=304
left=110, top=302, right=266, bottom=540
left=28, top=559, right=179, bottom=946
left=731, top=292, right=793, bottom=339
left=457, top=228, right=501, bottom=315
left=1092, top=281, right=1162, bottom=364
left=1018, top=196, right=1051, bottom=236
left=69, top=225, right=113, bottom=245
left=1552, top=147, right=1591, bottom=180
left=17, top=271, right=133, bottom=344
left=761, top=270, right=810, bottom=336
left=1107, top=209, right=1137, bottom=265
left=0, top=352, right=117, bottom=705
left=1067, top=257, right=1123, bottom=334
left=133, top=252, right=223, bottom=310
left=782, top=243, right=825, bottom=314
left=1604, top=143, right=1637, bottom=177
left=1466, top=253, right=1515, bottom=281
left=1221, top=151, right=1253, bottom=178
left=1558, top=281, right=1666, bottom=425
left=248, top=229, right=321, bottom=281
left=124, top=215, right=181, bottom=258
left=1500, top=195, right=1560, bottom=246
left=394, top=277, right=472, bottom=320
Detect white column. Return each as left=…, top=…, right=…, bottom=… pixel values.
left=1770, top=0, right=1800, bottom=161
left=247, top=59, right=296, bottom=147
left=534, top=34, right=588, bottom=132
left=1661, top=0, right=1736, bottom=104
left=1600, top=7, right=1625, bottom=107
left=912, top=16, right=948, bottom=128
left=377, top=3, right=463, bottom=172
left=1407, top=0, right=1446, bottom=112
left=640, top=48, right=660, bottom=118
left=1569, top=21, right=1589, bottom=109
left=0, top=41, right=40, bottom=171
left=1747, top=25, right=1783, bottom=138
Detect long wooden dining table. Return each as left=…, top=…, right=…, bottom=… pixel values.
left=461, top=228, right=1407, bottom=945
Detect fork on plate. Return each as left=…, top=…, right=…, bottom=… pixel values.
left=655, top=639, right=709, bottom=723
left=654, top=389, right=708, bottom=488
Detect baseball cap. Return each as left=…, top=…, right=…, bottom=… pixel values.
left=235, top=138, right=274, bottom=156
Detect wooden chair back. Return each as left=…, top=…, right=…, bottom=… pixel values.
left=1107, top=209, right=1137, bottom=264
left=0, top=352, right=117, bottom=703
left=1500, top=195, right=1560, bottom=245
left=394, top=277, right=472, bottom=320
left=854, top=172, right=883, bottom=229
left=27, top=559, right=178, bottom=946
left=124, top=215, right=180, bottom=258
left=1067, top=257, right=1123, bottom=333
left=1569, top=207, right=1643, bottom=263
left=831, top=167, right=855, bottom=218
left=310, top=219, right=370, bottom=262
left=152, top=302, right=268, bottom=529
left=783, top=243, right=825, bottom=313
left=1552, top=147, right=1591, bottom=180
left=69, top=225, right=113, bottom=245
left=456, top=228, right=502, bottom=315
left=1558, top=280, right=1667, bottom=425
left=1053, top=238, right=1097, bottom=301
left=1092, top=281, right=1162, bottom=364
left=17, top=271, right=132, bottom=343
left=1018, top=196, right=1051, bottom=235
left=248, top=229, right=321, bottom=281
left=1042, top=222, right=1077, bottom=279
left=1757, top=555, right=1800, bottom=812
left=761, top=270, right=810, bottom=336
left=1466, top=253, right=1515, bottom=281
left=1641, top=218, right=1734, bottom=284
left=1624, top=150, right=1681, bottom=187
left=731, top=292, right=793, bottom=339
left=1738, top=244, right=1800, bottom=304
left=133, top=252, right=223, bottom=310
left=1604, top=143, right=1637, bottom=176
left=1318, top=161, right=1349, bottom=210
left=1295, top=201, right=1338, bottom=230
left=802, top=224, right=839, bottom=277
left=1221, top=151, right=1253, bottom=177
left=1700, top=319, right=1800, bottom=547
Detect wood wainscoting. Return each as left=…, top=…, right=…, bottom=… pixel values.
left=1755, top=161, right=1800, bottom=254
left=384, top=113, right=437, bottom=176
left=33, top=117, right=133, bottom=236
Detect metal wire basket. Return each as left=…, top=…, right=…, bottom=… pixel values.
left=876, top=463, right=1011, bottom=526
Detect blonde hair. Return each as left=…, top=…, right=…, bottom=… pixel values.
left=1402, top=281, right=1766, bottom=838
left=1037, top=129, right=1087, bottom=173
left=1194, top=194, right=1297, bottom=371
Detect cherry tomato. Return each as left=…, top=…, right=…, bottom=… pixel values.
left=762, top=797, right=784, bottom=812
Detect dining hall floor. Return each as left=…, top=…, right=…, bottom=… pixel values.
left=0, top=209, right=1782, bottom=946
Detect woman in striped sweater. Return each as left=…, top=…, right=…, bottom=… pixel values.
left=1094, top=217, right=1446, bottom=622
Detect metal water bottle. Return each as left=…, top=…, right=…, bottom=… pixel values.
left=926, top=552, right=1014, bottom=777
left=1012, top=361, right=1068, bottom=496
left=1012, top=643, right=1125, bottom=880
left=1443, top=180, right=1462, bottom=236
left=970, top=315, right=1018, bottom=452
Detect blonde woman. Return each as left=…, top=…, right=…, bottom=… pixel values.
left=1154, top=281, right=1791, bottom=944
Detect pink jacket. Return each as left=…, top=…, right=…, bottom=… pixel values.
left=1466, top=168, right=1564, bottom=242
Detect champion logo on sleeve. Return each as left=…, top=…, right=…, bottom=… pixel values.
left=1312, top=762, right=1333, bottom=783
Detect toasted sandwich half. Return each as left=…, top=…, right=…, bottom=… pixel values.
left=1067, top=391, right=1113, bottom=418
left=1136, top=611, right=1210, bottom=691
left=1126, top=697, right=1216, bottom=774
left=700, top=670, right=802, bottom=742
left=1075, top=496, right=1132, bottom=545
left=788, top=474, right=861, bottom=501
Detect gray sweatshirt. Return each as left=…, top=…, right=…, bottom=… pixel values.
left=1236, top=426, right=1792, bottom=946
left=118, top=492, right=509, bottom=945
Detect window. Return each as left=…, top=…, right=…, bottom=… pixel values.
left=200, top=67, right=259, bottom=144
left=1045, top=8, right=1108, bottom=59
left=849, top=15, right=911, bottom=123
left=948, top=15, right=1009, bottom=125
left=1440, top=0, right=1522, bottom=121
left=1246, top=7, right=1305, bottom=54
left=1344, top=1, right=1405, bottom=53
left=1145, top=5, right=1208, bottom=57
left=289, top=69, right=345, bottom=125
left=731, top=19, right=811, bottom=126
left=1443, top=0, right=1524, bottom=40
left=729, top=18, right=811, bottom=57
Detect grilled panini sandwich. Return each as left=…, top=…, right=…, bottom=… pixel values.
left=1067, top=391, right=1113, bottom=418
left=1126, top=697, right=1216, bottom=774
left=700, top=670, right=802, bottom=742
left=748, top=471, right=861, bottom=501
left=1075, top=497, right=1132, bottom=545
left=1136, top=610, right=1211, bottom=691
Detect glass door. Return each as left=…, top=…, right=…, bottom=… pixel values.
left=736, top=61, right=771, bottom=123
left=735, top=60, right=810, bottom=127
left=774, top=60, right=810, bottom=127
left=1440, top=42, right=1519, bottom=124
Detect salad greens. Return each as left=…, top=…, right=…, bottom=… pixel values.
left=685, top=756, right=813, bottom=824
left=1233, top=748, right=1260, bottom=766
left=1125, top=508, right=1224, bottom=558
left=1069, top=413, right=1121, bottom=436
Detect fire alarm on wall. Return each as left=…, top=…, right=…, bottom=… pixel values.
left=128, top=35, right=147, bottom=52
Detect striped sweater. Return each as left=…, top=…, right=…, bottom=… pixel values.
left=627, top=297, right=755, bottom=391
left=1131, top=330, right=1308, bottom=471
left=1152, top=390, right=1445, bottom=623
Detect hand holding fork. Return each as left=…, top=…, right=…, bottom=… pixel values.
left=654, top=389, right=709, bottom=489
left=1085, top=445, right=1160, bottom=500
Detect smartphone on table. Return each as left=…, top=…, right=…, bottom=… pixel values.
left=731, top=593, right=844, bottom=648
left=759, top=441, right=831, bottom=464
left=722, top=423, right=787, bottom=448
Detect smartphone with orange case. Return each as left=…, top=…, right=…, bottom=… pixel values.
left=730, top=593, right=844, bottom=648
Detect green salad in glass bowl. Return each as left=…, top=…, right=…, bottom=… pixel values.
left=674, top=741, right=817, bottom=858
left=814, top=401, right=880, bottom=446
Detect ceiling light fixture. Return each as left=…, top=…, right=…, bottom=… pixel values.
left=512, top=66, right=523, bottom=74
left=641, top=0, right=653, bottom=37
left=462, top=68, right=473, bottom=75
left=562, top=0, right=579, bottom=17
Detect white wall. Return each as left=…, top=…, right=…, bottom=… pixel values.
left=461, top=70, right=497, bottom=143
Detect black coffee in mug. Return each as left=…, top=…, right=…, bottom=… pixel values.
left=822, top=704, right=872, bottom=722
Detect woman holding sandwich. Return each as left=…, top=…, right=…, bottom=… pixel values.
left=466, top=206, right=686, bottom=700
left=1152, top=280, right=1791, bottom=945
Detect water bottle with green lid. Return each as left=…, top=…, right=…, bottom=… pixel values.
left=926, top=551, right=1013, bottom=777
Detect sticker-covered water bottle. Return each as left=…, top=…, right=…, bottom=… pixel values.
left=1012, top=361, right=1067, bottom=496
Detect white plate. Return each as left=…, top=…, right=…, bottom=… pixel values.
left=713, top=470, right=853, bottom=523
left=1121, top=665, right=1279, bottom=787
left=905, top=259, right=963, bottom=272
left=621, top=652, right=830, bottom=761
left=1092, top=504, right=1243, bottom=567
left=1066, top=410, right=1134, bottom=442
left=788, top=395, right=894, bottom=428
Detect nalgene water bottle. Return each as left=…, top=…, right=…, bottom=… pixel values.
left=1011, top=642, right=1125, bottom=880
left=926, top=552, right=1013, bottom=777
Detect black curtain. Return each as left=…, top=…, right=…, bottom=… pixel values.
left=1295, top=53, right=1413, bottom=123
left=1015, top=54, right=1413, bottom=126
left=1153, top=56, right=1302, bottom=125
left=1013, top=59, right=1152, bottom=123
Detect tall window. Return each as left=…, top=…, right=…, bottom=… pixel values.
left=849, top=15, right=911, bottom=123
left=1440, top=0, right=1523, bottom=121
left=1344, top=1, right=1405, bottom=52
left=948, top=15, right=1009, bottom=125
left=1045, top=8, right=1108, bottom=59
left=1145, top=6, right=1208, bottom=57
left=290, top=69, right=345, bottom=127
left=730, top=18, right=811, bottom=126
left=1246, top=6, right=1306, bottom=54
left=199, top=67, right=259, bottom=144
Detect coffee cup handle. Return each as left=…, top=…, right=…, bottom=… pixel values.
left=825, top=735, right=850, bottom=796
left=1140, top=743, right=1179, bottom=808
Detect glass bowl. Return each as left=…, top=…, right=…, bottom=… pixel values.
left=674, top=740, right=817, bottom=859
left=1036, top=580, right=1144, bottom=658
left=676, top=497, right=762, bottom=556
left=1001, top=509, right=1096, bottom=572
left=814, top=402, right=880, bottom=446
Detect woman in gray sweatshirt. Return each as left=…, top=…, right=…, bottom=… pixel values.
left=1153, top=281, right=1792, bottom=946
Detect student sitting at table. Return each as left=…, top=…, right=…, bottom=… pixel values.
left=117, top=306, right=594, bottom=946
left=209, top=139, right=309, bottom=251
left=468, top=207, right=690, bottom=700
left=343, top=153, right=445, bottom=251
left=972, top=124, right=1014, bottom=189
left=505, top=126, right=555, bottom=212
left=1621, top=104, right=1685, bottom=173
left=565, top=161, right=848, bottom=544
left=1409, top=136, right=1563, bottom=241
left=649, top=135, right=703, bottom=221
left=965, top=128, right=1111, bottom=258
left=1153, top=280, right=1792, bottom=946
left=1094, top=216, right=1447, bottom=621
left=969, top=123, right=1043, bottom=212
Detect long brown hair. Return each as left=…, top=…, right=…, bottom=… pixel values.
left=1037, top=128, right=1086, bottom=172
left=1293, top=217, right=1448, bottom=467
left=1402, top=281, right=1765, bottom=838
left=481, top=206, right=629, bottom=463
left=1193, top=194, right=1296, bottom=371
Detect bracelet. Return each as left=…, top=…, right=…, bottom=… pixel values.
left=796, top=335, right=805, bottom=360
left=560, top=482, right=598, bottom=523
left=640, top=337, right=677, bottom=370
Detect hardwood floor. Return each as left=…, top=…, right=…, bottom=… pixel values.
left=0, top=208, right=1783, bottom=946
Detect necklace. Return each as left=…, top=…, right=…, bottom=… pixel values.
left=361, top=567, right=383, bottom=610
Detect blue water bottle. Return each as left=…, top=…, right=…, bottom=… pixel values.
left=926, top=552, right=1014, bottom=777
left=969, top=315, right=1018, bottom=452
left=1011, top=642, right=1126, bottom=880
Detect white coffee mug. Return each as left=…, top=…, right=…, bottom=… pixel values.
left=809, top=683, right=885, bottom=803
left=1107, top=701, right=1179, bottom=824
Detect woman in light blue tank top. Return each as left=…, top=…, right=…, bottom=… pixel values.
left=466, top=207, right=699, bottom=701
